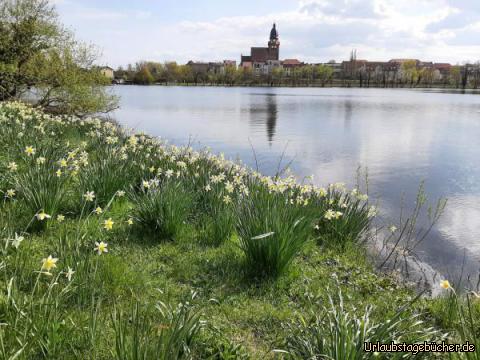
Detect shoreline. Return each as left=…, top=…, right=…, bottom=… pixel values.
left=111, top=82, right=480, bottom=92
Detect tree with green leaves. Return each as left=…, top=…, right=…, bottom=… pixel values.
left=0, top=0, right=117, bottom=115
left=313, top=64, right=334, bottom=87
left=134, top=65, right=155, bottom=85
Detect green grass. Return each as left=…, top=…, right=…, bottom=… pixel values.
left=0, top=101, right=478, bottom=359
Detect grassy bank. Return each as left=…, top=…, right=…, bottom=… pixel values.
left=0, top=101, right=478, bottom=359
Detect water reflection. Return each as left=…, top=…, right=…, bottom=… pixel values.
left=112, top=85, right=480, bottom=279
left=248, top=94, right=278, bottom=144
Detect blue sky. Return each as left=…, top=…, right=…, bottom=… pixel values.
left=54, top=0, right=480, bottom=67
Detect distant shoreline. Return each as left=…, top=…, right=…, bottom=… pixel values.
left=111, top=82, right=480, bottom=92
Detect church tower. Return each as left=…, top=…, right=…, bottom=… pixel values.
left=268, top=23, right=280, bottom=60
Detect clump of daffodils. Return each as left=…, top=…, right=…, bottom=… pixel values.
left=324, top=209, right=343, bottom=220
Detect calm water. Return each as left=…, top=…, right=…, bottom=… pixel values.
left=112, top=86, right=480, bottom=279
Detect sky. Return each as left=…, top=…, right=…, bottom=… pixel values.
left=53, top=0, right=480, bottom=68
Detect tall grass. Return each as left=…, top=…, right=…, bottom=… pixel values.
left=285, top=290, right=443, bottom=359
left=14, top=146, right=70, bottom=228
left=129, top=179, right=194, bottom=240
left=434, top=289, right=480, bottom=360
left=112, top=295, right=203, bottom=360
left=236, top=184, right=313, bottom=278
left=195, top=180, right=236, bottom=246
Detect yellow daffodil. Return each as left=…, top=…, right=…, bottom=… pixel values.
left=57, top=214, right=65, bottom=222
left=41, top=255, right=58, bottom=272
left=56, top=169, right=62, bottom=177
left=94, top=241, right=108, bottom=255
left=440, top=280, right=452, bottom=290
left=103, top=218, right=114, bottom=230
left=36, top=211, right=51, bottom=221
left=94, top=207, right=103, bottom=215
left=24, top=146, right=36, bottom=156
left=127, top=218, right=133, bottom=226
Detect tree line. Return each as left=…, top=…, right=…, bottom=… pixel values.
left=117, top=59, right=480, bottom=89
left=114, top=61, right=335, bottom=86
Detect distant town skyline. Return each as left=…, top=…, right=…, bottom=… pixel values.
left=54, top=0, right=480, bottom=67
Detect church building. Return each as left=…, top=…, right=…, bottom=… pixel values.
left=240, top=24, right=280, bottom=70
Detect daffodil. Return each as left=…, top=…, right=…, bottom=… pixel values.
left=127, top=218, right=133, bottom=226
left=116, top=190, right=125, bottom=197
left=94, top=241, right=108, bottom=255
left=65, top=267, right=75, bottom=281
left=324, top=209, right=343, bottom=220
left=36, top=211, right=51, bottom=221
left=389, top=225, right=398, bottom=233
left=56, top=169, right=62, bottom=177
left=84, top=191, right=95, bottom=202
left=440, top=280, right=452, bottom=290
left=36, top=157, right=46, bottom=165
left=7, top=162, right=18, bottom=171
left=94, top=207, right=103, bottom=215
left=6, top=189, right=16, bottom=198
left=41, top=255, right=58, bottom=272
left=24, top=146, right=36, bottom=156
left=368, top=206, right=378, bottom=218
left=223, top=195, right=232, bottom=204
left=225, top=181, right=234, bottom=193
left=11, top=233, right=24, bottom=249
left=103, top=218, right=114, bottom=230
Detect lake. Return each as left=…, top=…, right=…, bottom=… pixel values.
left=112, top=85, right=480, bottom=280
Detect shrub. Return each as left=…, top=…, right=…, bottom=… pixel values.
left=130, top=179, right=194, bottom=240
left=112, top=296, right=203, bottom=360
left=236, top=186, right=313, bottom=278
left=284, top=291, right=443, bottom=359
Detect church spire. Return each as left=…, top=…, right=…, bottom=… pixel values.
left=268, top=23, right=280, bottom=52
left=270, top=23, right=278, bottom=41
